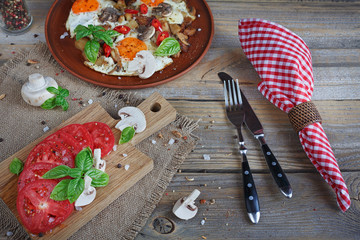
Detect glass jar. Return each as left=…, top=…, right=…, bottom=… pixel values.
left=0, top=0, right=33, bottom=34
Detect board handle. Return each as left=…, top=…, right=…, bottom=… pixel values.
left=130, top=92, right=177, bottom=145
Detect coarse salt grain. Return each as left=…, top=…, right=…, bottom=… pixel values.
left=151, top=139, right=157, bottom=144
left=198, top=28, right=202, bottom=32
left=200, top=219, right=205, bottom=225
left=6, top=231, right=13, bottom=237
left=197, top=14, right=201, bottom=17
left=118, top=77, right=121, bottom=79
left=115, top=104, right=118, bottom=108
left=124, top=164, right=130, bottom=171
left=43, top=126, right=50, bottom=132
left=75, top=206, right=83, bottom=211
left=60, top=32, right=69, bottom=39
left=203, top=154, right=210, bottom=160
left=113, top=145, right=117, bottom=151
left=168, top=138, right=175, bottom=145
left=123, top=153, right=128, bottom=157
left=88, top=99, right=93, bottom=104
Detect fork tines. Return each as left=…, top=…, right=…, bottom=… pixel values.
left=223, top=78, right=242, bottom=111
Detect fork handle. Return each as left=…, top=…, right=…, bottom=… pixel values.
left=261, top=143, right=293, bottom=198
left=242, top=157, right=260, bottom=224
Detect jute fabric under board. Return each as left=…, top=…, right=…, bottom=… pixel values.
left=0, top=43, right=199, bottom=240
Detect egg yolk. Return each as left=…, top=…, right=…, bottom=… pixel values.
left=117, top=38, right=148, bottom=60
left=141, top=0, right=164, bottom=7
left=72, top=0, right=99, bottom=14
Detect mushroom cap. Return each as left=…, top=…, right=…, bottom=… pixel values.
left=152, top=3, right=172, bottom=17
left=137, top=25, right=155, bottom=41
left=116, top=106, right=146, bottom=133
left=21, top=74, right=58, bottom=106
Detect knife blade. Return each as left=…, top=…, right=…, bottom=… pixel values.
left=218, top=72, right=292, bottom=198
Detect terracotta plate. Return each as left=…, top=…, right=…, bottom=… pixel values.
left=45, top=0, right=214, bottom=89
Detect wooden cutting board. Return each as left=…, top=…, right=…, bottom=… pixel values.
left=0, top=92, right=176, bottom=239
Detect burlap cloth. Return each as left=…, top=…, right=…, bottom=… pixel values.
left=0, top=43, right=199, bottom=239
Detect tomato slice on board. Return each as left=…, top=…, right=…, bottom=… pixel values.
left=58, top=124, right=94, bottom=150
left=25, top=139, right=75, bottom=169
left=17, top=179, right=74, bottom=235
left=17, top=163, right=66, bottom=192
left=45, top=131, right=83, bottom=155
left=83, top=122, right=114, bottom=157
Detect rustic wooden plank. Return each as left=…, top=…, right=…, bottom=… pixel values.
left=137, top=172, right=360, bottom=239
left=168, top=100, right=360, bottom=171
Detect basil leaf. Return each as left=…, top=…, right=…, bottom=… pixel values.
left=106, top=30, right=121, bottom=38
left=55, top=96, right=66, bottom=106
left=88, top=25, right=105, bottom=32
left=61, top=100, right=69, bottom=111
left=154, top=37, right=180, bottom=56
left=119, top=126, right=135, bottom=144
left=41, top=97, right=57, bottom=109
left=67, top=178, right=85, bottom=203
left=85, top=169, right=109, bottom=187
left=50, top=179, right=71, bottom=201
left=46, top=86, right=59, bottom=95
left=93, top=31, right=113, bottom=47
left=59, top=88, right=69, bottom=98
left=9, top=158, right=23, bottom=175
left=75, top=147, right=93, bottom=172
left=85, top=40, right=100, bottom=63
left=68, top=168, right=82, bottom=178
left=74, top=25, right=92, bottom=40
left=42, top=165, right=71, bottom=179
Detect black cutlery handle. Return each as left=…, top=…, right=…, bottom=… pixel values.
left=261, top=144, right=292, bottom=198
left=242, top=159, right=260, bottom=222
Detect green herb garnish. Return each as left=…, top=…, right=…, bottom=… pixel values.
left=9, top=158, right=24, bottom=175
left=43, top=147, right=109, bottom=203
left=74, top=24, right=121, bottom=63
left=154, top=37, right=181, bottom=57
left=41, top=86, right=70, bottom=111
left=119, top=126, right=135, bottom=144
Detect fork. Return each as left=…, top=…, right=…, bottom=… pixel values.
left=223, top=79, right=260, bottom=224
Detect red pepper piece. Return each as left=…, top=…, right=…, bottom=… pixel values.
left=156, top=31, right=170, bottom=46
left=114, top=25, right=131, bottom=34
left=139, top=4, right=148, bottom=14
left=151, top=19, right=162, bottom=32
left=103, top=43, right=111, bottom=57
left=124, top=9, right=139, bottom=14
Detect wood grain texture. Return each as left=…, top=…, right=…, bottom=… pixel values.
left=1, top=0, right=359, bottom=239
left=0, top=93, right=176, bottom=239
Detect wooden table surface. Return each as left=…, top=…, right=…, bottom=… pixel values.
left=1, top=0, right=359, bottom=239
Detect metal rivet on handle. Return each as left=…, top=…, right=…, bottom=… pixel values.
left=244, top=171, right=249, bottom=175
left=267, top=152, right=271, bottom=155
left=249, top=196, right=254, bottom=200
left=153, top=217, right=175, bottom=234
left=277, top=173, right=283, bottom=178
left=272, top=162, right=276, bottom=166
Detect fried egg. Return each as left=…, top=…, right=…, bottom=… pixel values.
left=66, top=0, right=195, bottom=78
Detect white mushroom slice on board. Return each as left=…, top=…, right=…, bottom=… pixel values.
left=127, top=50, right=156, bottom=79
left=94, top=148, right=106, bottom=172
left=75, top=175, right=96, bottom=207
left=115, top=106, right=146, bottom=133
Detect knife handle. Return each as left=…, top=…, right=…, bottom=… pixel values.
left=261, top=143, right=292, bottom=198
left=242, top=159, right=260, bottom=223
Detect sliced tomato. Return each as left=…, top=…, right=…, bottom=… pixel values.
left=17, top=179, right=74, bottom=234
left=17, top=163, right=69, bottom=192
left=83, top=122, right=114, bottom=157
left=45, top=131, right=83, bottom=155
left=25, top=140, right=75, bottom=169
left=58, top=124, right=94, bottom=150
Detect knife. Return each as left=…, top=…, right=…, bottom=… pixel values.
left=219, top=72, right=292, bottom=198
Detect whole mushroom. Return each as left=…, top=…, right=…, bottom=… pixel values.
left=21, top=73, right=58, bottom=106
left=115, top=106, right=146, bottom=133
left=152, top=3, right=173, bottom=17
left=137, top=25, right=155, bottom=41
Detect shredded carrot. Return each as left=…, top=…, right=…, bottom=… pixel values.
left=141, top=0, right=164, bottom=7
left=72, top=0, right=99, bottom=14
left=117, top=38, right=148, bottom=60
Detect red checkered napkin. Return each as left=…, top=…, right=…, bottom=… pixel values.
left=238, top=18, right=350, bottom=211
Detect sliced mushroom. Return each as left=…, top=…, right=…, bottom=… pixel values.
left=99, top=7, right=121, bottom=22
left=75, top=175, right=96, bottom=207
left=160, top=20, right=170, bottom=32
left=136, top=15, right=154, bottom=26
left=115, top=106, right=146, bottom=133
left=94, top=148, right=106, bottom=172
left=169, top=24, right=182, bottom=35
left=176, top=32, right=190, bottom=46
left=184, top=27, right=196, bottom=36
left=127, top=50, right=156, bottom=79
left=152, top=3, right=173, bottom=17
left=137, top=26, right=155, bottom=41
